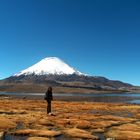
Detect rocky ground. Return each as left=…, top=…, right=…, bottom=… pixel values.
left=0, top=97, right=140, bottom=140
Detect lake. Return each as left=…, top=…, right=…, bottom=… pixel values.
left=1, top=92, right=140, bottom=104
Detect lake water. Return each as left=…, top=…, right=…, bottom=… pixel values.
left=1, top=92, right=140, bottom=104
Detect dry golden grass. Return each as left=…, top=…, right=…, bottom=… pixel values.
left=0, top=98, right=140, bottom=139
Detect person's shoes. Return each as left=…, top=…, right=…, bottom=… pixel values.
left=48, top=113, right=55, bottom=116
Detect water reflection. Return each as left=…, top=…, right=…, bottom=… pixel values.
left=129, top=99, right=140, bottom=104
left=0, top=92, right=140, bottom=104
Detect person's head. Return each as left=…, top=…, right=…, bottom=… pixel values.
left=48, top=86, right=52, bottom=92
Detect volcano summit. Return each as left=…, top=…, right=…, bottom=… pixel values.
left=15, top=57, right=84, bottom=76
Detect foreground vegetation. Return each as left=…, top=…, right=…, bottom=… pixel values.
left=0, top=97, right=140, bottom=139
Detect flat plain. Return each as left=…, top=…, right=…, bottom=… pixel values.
left=0, top=97, right=140, bottom=140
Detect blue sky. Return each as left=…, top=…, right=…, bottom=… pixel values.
left=0, top=0, right=140, bottom=86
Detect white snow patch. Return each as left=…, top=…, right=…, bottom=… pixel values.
left=14, top=57, right=85, bottom=76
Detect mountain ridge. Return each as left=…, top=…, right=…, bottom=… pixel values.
left=0, top=57, right=133, bottom=93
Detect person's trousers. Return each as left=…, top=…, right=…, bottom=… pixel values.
left=47, top=101, right=51, bottom=114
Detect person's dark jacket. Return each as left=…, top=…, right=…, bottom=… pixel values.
left=45, top=90, right=53, bottom=102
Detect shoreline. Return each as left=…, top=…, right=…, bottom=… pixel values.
left=0, top=92, right=140, bottom=105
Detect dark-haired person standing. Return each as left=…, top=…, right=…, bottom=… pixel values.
left=44, top=86, right=53, bottom=115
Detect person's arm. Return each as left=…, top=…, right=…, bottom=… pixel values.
left=44, top=91, right=48, bottom=100
left=51, top=92, right=53, bottom=100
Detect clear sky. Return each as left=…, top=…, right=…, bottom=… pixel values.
left=0, top=0, right=140, bottom=86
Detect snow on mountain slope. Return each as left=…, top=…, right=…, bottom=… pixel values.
left=14, top=57, right=84, bottom=76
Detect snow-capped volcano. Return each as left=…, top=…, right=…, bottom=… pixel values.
left=1, top=57, right=133, bottom=93
left=15, top=57, right=84, bottom=76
